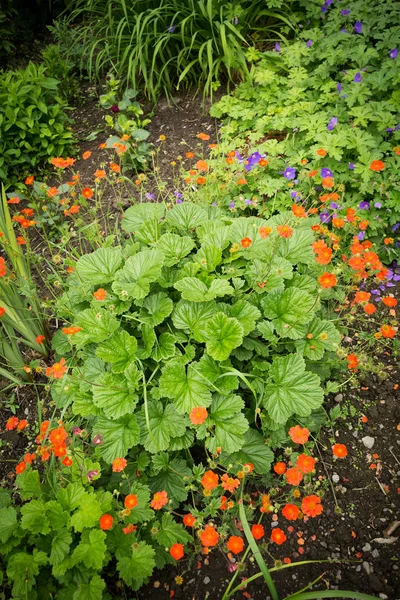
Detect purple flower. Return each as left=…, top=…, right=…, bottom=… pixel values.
left=275, top=42, right=281, bottom=52
left=233, top=17, right=239, bottom=25
left=354, top=21, right=362, bottom=34
left=320, top=167, right=333, bottom=178
left=87, top=470, right=99, bottom=483
left=283, top=167, right=296, bottom=180
left=327, top=117, right=338, bottom=131
left=353, top=72, right=362, bottom=83
left=357, top=231, right=365, bottom=240
left=348, top=162, right=355, bottom=170
left=244, top=152, right=264, bottom=172
left=359, top=201, right=370, bottom=210
left=341, top=29, right=348, bottom=34
left=212, top=202, right=217, bottom=206
left=229, top=201, right=235, bottom=209
left=306, top=40, right=313, bottom=47
left=390, top=48, right=398, bottom=59
left=176, top=198, right=183, bottom=204
left=166, top=25, right=176, bottom=33
left=110, top=104, right=120, bottom=113
left=330, top=202, right=339, bottom=209
left=340, top=9, right=351, bottom=15
left=386, top=127, right=394, bottom=133
left=290, top=191, right=298, bottom=198
left=244, top=199, right=252, bottom=205
left=174, top=190, right=183, bottom=199
left=374, top=202, right=382, bottom=208
left=392, top=223, right=400, bottom=232
left=337, top=82, right=343, bottom=92
left=320, top=211, right=331, bottom=223
left=145, top=192, right=155, bottom=200
left=235, top=151, right=244, bottom=163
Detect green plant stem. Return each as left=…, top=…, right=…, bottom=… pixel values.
left=284, top=591, right=378, bottom=600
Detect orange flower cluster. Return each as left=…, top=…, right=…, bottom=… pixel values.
left=51, top=157, right=76, bottom=169
left=6, top=416, right=28, bottom=431
left=312, top=239, right=332, bottom=265
left=46, top=357, right=67, bottom=379
left=0, top=257, right=6, bottom=277
left=346, top=238, right=385, bottom=280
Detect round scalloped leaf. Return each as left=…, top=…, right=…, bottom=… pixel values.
left=159, top=359, right=212, bottom=413
left=75, top=247, right=123, bottom=286
left=166, top=203, right=208, bottom=231
left=112, top=249, right=164, bottom=300
left=122, top=203, right=165, bottom=233
left=204, top=312, right=244, bottom=361
left=93, top=415, right=140, bottom=462
left=262, top=287, right=315, bottom=339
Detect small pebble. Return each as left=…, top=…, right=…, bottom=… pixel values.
left=362, top=561, right=371, bottom=575
left=334, top=393, right=343, bottom=403
left=362, top=436, right=375, bottom=449
left=362, top=542, right=371, bottom=552
left=379, top=595, right=388, bottom=600
left=371, top=549, right=380, bottom=558
left=332, top=473, right=340, bottom=483
left=203, top=576, right=210, bottom=585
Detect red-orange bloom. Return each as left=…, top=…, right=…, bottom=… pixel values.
left=288, top=425, right=310, bottom=444
left=93, top=288, right=107, bottom=300
left=241, top=237, right=252, bottom=248
left=196, top=176, right=207, bottom=185
left=291, top=204, right=307, bottom=218
left=6, top=416, right=19, bottom=431
left=195, top=160, right=209, bottom=172
left=282, top=503, right=300, bottom=521
left=186, top=152, right=195, bottom=159
left=51, top=157, right=76, bottom=169
left=24, top=453, right=36, bottom=464
left=354, top=291, right=370, bottom=304
left=36, top=335, right=45, bottom=344
left=347, top=354, right=358, bottom=370
left=318, top=272, right=337, bottom=288
left=369, top=160, right=384, bottom=172
left=197, top=133, right=210, bottom=141
left=332, top=443, right=348, bottom=458
left=183, top=514, right=196, bottom=527
left=285, top=467, right=303, bottom=486
left=16, top=462, right=26, bottom=474
left=94, top=169, right=106, bottom=179
left=237, top=178, right=247, bottom=185
left=82, top=151, right=92, bottom=160
left=123, top=524, right=137, bottom=534
left=251, top=524, right=265, bottom=539
left=226, top=536, right=244, bottom=554
left=17, top=419, right=27, bottom=431
left=270, top=528, right=287, bottom=545
left=124, top=494, right=138, bottom=509
left=49, top=426, right=68, bottom=446
left=363, top=303, right=376, bottom=315
left=151, top=490, right=168, bottom=509
left=62, top=326, right=82, bottom=335
left=62, top=456, right=73, bottom=467
left=221, top=473, right=240, bottom=493
left=259, top=226, right=272, bottom=238
left=380, top=324, right=396, bottom=338
left=7, top=197, right=20, bottom=204
left=82, top=187, right=94, bottom=199
left=46, top=357, right=67, bottom=379
left=276, top=225, right=293, bottom=238
left=25, top=176, right=34, bottom=185
left=382, top=296, right=397, bottom=308
left=316, top=148, right=327, bottom=157
left=301, top=495, right=323, bottom=517
left=273, top=462, right=287, bottom=475
left=332, top=217, right=345, bottom=228
left=189, top=406, right=208, bottom=425
left=296, top=454, right=316, bottom=474
left=170, top=543, right=184, bottom=560
left=99, top=514, right=113, bottom=530
left=200, top=525, right=219, bottom=547
left=112, top=457, right=127, bottom=472
left=201, top=470, right=219, bottom=491
left=110, top=162, right=121, bottom=173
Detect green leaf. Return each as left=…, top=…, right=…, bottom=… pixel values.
left=137, top=401, right=187, bottom=453
left=21, top=500, right=51, bottom=535
left=50, top=528, right=72, bottom=566
left=45, top=500, right=69, bottom=530
left=124, top=483, right=154, bottom=524
left=198, top=354, right=238, bottom=394
left=151, top=332, right=176, bottom=362
left=225, top=429, right=273, bottom=474
left=73, top=575, right=106, bottom=600
left=264, top=354, right=324, bottom=424
left=159, top=360, right=212, bottom=413
left=76, top=308, right=119, bottom=344
left=206, top=394, right=249, bottom=453
left=96, top=330, right=137, bottom=372
left=172, top=299, right=217, bottom=341
left=204, top=312, right=244, bottom=361
left=174, top=277, right=234, bottom=302
left=0, top=507, right=17, bottom=542
left=262, top=287, right=315, bottom=339
left=57, top=482, right=85, bottom=512
left=295, top=317, right=341, bottom=360
left=122, top=203, right=165, bottom=233
left=117, top=541, right=156, bottom=591
left=7, top=551, right=48, bottom=598
left=157, top=513, right=192, bottom=546
left=93, top=415, right=140, bottom=462
left=139, top=292, right=173, bottom=326
left=70, top=492, right=102, bottom=532
left=112, top=249, right=164, bottom=300
left=156, top=233, right=195, bottom=266
left=219, top=300, right=261, bottom=336
left=149, top=458, right=191, bottom=503
left=278, top=227, right=314, bottom=264
left=75, top=246, right=122, bottom=285
left=71, top=529, right=106, bottom=570
left=166, top=203, right=208, bottom=231
left=92, top=372, right=138, bottom=419
left=195, top=244, right=222, bottom=271
left=16, top=468, right=42, bottom=500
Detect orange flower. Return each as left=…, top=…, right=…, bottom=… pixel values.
left=49, top=426, right=68, bottom=446
left=363, top=303, right=376, bottom=315
left=276, top=225, right=293, bottom=238
left=110, top=162, right=121, bottom=173
left=170, top=543, right=184, bottom=560
left=308, top=169, right=318, bottom=178
left=16, top=462, right=26, bottom=474
left=23, top=453, right=36, bottom=464
left=197, top=133, right=210, bottom=141
left=0, top=307, right=5, bottom=317
left=270, top=528, right=287, bottom=545
left=112, top=457, right=127, bottom=472
left=288, top=425, right=310, bottom=444
left=99, top=514, right=113, bottom=530
left=221, top=473, right=240, bottom=493
left=6, top=416, right=19, bottom=431
left=93, top=288, right=107, bottom=301
left=296, top=454, right=316, bottom=474
left=273, top=462, right=287, bottom=475
left=354, top=291, right=370, bottom=304
left=285, top=467, right=303, bottom=486
left=380, top=324, right=396, bottom=338
left=332, top=443, right=348, bottom=458
left=369, top=160, right=384, bottom=172
left=237, top=178, right=247, bottom=185
left=226, top=536, right=244, bottom=554
left=17, top=420, right=28, bottom=431
left=186, top=152, right=195, bottom=159
left=318, top=272, right=337, bottom=289
left=282, top=503, right=300, bottom=521
left=16, top=236, right=26, bottom=245
left=209, top=143, right=218, bottom=149
left=151, top=490, right=168, bottom=509
left=7, top=197, right=20, bottom=204
left=196, top=176, right=207, bottom=185
left=251, top=524, right=265, bottom=539
left=382, top=296, right=397, bottom=308
left=123, top=524, right=137, bottom=534
left=82, top=151, right=92, bottom=160
left=69, top=205, right=80, bottom=215
left=241, top=237, right=252, bottom=248
left=25, top=176, right=34, bottom=185
left=124, top=494, right=138, bottom=509
left=62, top=456, right=73, bottom=467
left=35, top=334, right=45, bottom=345
left=201, top=470, right=219, bottom=491
left=258, top=227, right=272, bottom=241
left=51, top=157, right=76, bottom=169
left=291, top=204, right=307, bottom=218
left=347, top=354, right=358, bottom=370
left=21, top=208, right=34, bottom=217
left=82, top=187, right=93, bottom=199
left=47, top=187, right=60, bottom=198
left=200, top=525, right=219, bottom=547
left=62, top=326, right=82, bottom=335
left=315, top=247, right=333, bottom=265
left=94, top=169, right=106, bottom=179
left=316, top=148, right=327, bottom=157
left=46, top=357, right=67, bottom=379
left=195, top=160, right=209, bottom=171
left=183, top=514, right=196, bottom=527
left=301, top=495, right=323, bottom=517
left=321, top=176, right=334, bottom=189
left=259, top=158, right=269, bottom=166
left=190, top=407, right=208, bottom=425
